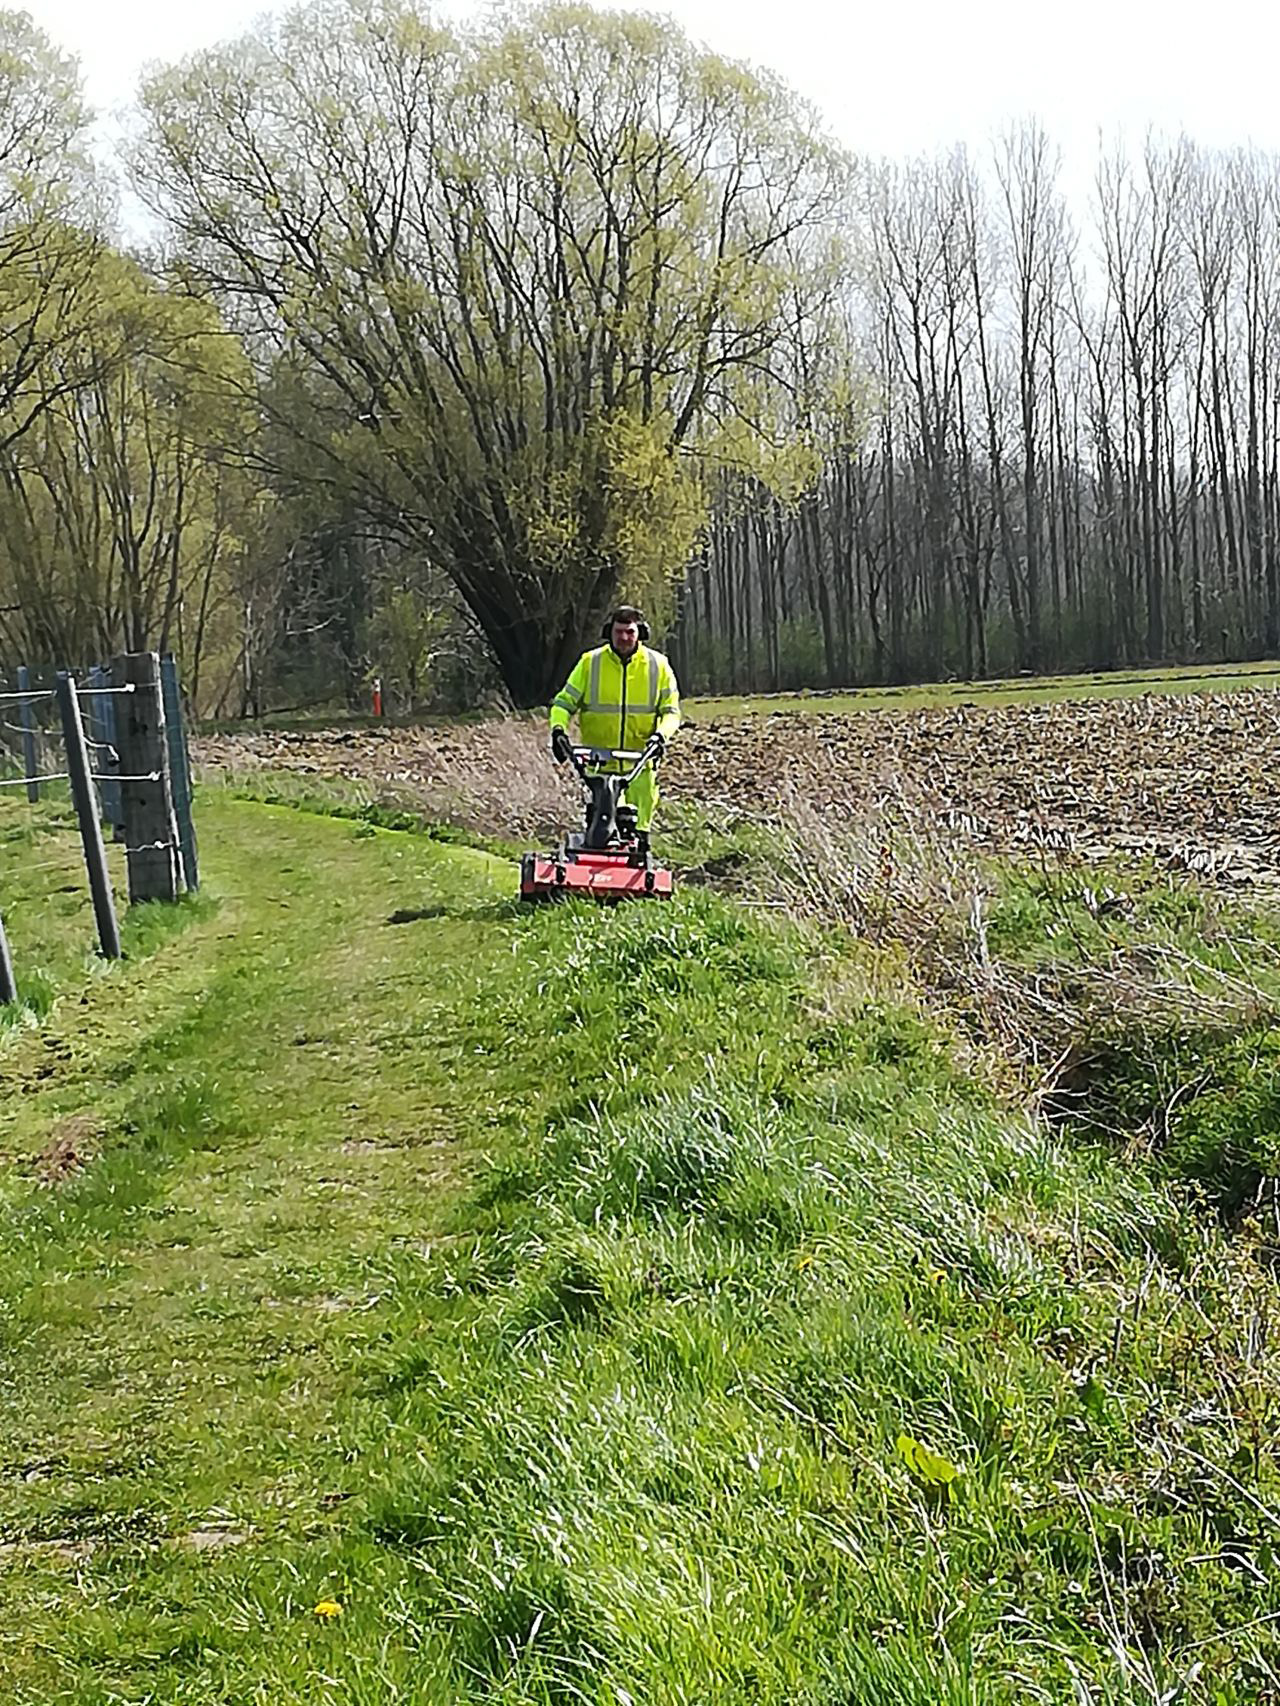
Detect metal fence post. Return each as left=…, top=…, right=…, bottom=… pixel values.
left=16, top=665, right=38, bottom=803
left=160, top=654, right=198, bottom=891
left=55, top=672, right=122, bottom=961
left=85, top=664, right=124, bottom=838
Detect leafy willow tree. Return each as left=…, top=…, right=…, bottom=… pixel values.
left=134, top=0, right=852, bottom=704
left=0, top=12, right=275, bottom=712
left=0, top=11, right=110, bottom=455
left=0, top=246, right=261, bottom=682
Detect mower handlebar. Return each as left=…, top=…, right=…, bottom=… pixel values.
left=567, top=744, right=655, bottom=786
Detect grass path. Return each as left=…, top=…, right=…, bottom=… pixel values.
left=0, top=796, right=526, bottom=1701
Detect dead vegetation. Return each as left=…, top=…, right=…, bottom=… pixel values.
left=32, top=1114, right=99, bottom=1184
left=736, top=785, right=1280, bottom=1144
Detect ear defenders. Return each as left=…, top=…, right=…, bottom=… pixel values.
left=601, top=615, right=651, bottom=641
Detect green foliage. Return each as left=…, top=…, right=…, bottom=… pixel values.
left=1064, top=1019, right=1280, bottom=1218
left=983, top=862, right=1280, bottom=1224
left=0, top=9, right=88, bottom=219
left=365, top=585, right=445, bottom=712
left=136, top=0, right=855, bottom=702
left=0, top=12, right=265, bottom=699
left=0, top=243, right=260, bottom=679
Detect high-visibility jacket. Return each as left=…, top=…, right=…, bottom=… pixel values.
left=549, top=643, right=681, bottom=756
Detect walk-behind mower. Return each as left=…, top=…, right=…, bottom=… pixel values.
left=520, top=745, right=674, bottom=902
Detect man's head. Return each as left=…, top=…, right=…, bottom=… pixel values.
left=605, top=604, right=647, bottom=659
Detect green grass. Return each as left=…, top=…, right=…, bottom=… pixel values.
left=688, top=658, right=1280, bottom=720
left=2, top=792, right=1280, bottom=1702
left=219, top=766, right=528, bottom=858
left=0, top=792, right=209, bottom=1031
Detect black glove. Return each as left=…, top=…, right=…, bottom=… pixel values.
left=644, top=731, right=667, bottom=763
left=551, top=726, right=573, bottom=765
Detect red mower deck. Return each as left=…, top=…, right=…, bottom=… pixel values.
left=520, top=850, right=674, bottom=900
left=520, top=742, right=675, bottom=903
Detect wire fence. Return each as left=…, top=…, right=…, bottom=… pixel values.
left=0, top=655, right=198, bottom=1006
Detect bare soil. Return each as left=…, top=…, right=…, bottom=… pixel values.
left=194, top=688, right=1280, bottom=884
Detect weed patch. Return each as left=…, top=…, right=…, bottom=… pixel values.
left=1056, top=1017, right=1280, bottom=1227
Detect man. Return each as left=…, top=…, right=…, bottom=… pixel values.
left=548, top=604, right=681, bottom=849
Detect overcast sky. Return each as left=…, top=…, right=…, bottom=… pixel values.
left=23, top=0, right=1280, bottom=175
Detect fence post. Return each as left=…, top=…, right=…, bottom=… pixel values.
left=112, top=651, right=181, bottom=904
left=16, top=665, right=39, bottom=804
left=160, top=654, right=198, bottom=891
left=86, top=665, right=124, bottom=839
left=0, top=905, right=16, bottom=1004
left=55, top=672, right=122, bottom=961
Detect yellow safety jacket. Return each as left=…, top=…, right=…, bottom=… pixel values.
left=549, top=643, right=681, bottom=755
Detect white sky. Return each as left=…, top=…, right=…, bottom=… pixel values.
left=23, top=0, right=1280, bottom=180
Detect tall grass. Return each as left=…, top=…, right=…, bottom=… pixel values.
left=349, top=893, right=1280, bottom=1704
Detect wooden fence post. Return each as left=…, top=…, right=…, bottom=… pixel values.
left=55, top=672, right=122, bottom=961
left=85, top=665, right=124, bottom=839
left=0, top=905, right=16, bottom=1004
left=112, top=651, right=182, bottom=903
left=160, top=654, right=198, bottom=891
left=16, top=665, right=39, bottom=804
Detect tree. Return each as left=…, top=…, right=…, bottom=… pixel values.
left=0, top=247, right=261, bottom=692
left=0, top=12, right=114, bottom=456
left=133, top=0, right=851, bottom=704
left=676, top=130, right=1280, bottom=694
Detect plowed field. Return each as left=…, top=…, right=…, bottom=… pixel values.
left=195, top=688, right=1280, bottom=883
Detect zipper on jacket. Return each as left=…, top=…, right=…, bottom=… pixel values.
left=619, top=650, right=628, bottom=750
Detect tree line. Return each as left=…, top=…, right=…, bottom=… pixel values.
left=677, top=135, right=1280, bottom=691
left=1, top=2, right=1278, bottom=711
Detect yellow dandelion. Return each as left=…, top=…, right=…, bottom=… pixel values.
left=314, top=1599, right=343, bottom=1620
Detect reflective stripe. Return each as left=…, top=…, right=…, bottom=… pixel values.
left=552, top=689, right=581, bottom=712
left=582, top=649, right=660, bottom=719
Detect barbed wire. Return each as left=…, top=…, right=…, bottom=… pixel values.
left=1, top=824, right=176, bottom=869
left=0, top=768, right=159, bottom=789
left=2, top=678, right=158, bottom=694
